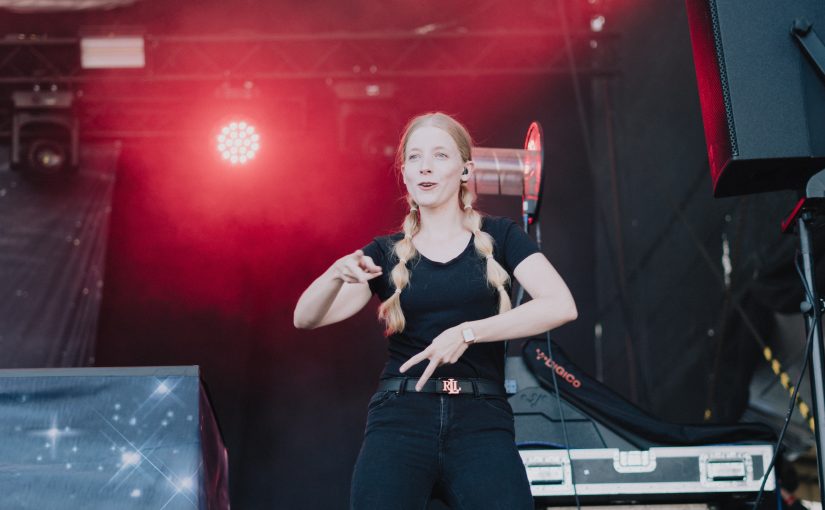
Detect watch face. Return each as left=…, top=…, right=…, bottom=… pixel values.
left=462, top=328, right=475, bottom=342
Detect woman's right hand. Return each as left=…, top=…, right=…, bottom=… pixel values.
left=331, top=250, right=382, bottom=284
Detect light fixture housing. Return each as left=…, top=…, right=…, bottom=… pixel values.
left=11, top=90, right=79, bottom=177
left=467, top=121, right=545, bottom=223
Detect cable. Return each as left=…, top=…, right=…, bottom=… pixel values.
left=544, top=332, right=582, bottom=510
left=554, top=0, right=645, bottom=401
left=751, top=252, right=819, bottom=509
left=752, top=322, right=812, bottom=509
left=504, top=215, right=531, bottom=362
left=660, top=189, right=817, bottom=430
left=534, top=218, right=581, bottom=510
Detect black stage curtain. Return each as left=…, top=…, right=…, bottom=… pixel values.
left=591, top=1, right=815, bottom=426
left=0, top=143, right=119, bottom=368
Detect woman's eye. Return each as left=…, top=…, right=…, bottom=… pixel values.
left=408, top=154, right=420, bottom=161
left=435, top=152, right=448, bottom=158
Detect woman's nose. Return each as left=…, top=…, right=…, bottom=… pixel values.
left=419, top=157, right=432, bottom=173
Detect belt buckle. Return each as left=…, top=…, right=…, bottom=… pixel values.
left=439, top=378, right=463, bottom=395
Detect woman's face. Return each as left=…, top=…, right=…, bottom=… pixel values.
left=402, top=125, right=466, bottom=210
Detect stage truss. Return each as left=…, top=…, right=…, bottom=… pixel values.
left=0, top=29, right=618, bottom=139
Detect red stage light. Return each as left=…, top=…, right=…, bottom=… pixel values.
left=216, top=121, right=260, bottom=166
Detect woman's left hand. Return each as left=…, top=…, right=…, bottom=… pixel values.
left=399, top=326, right=470, bottom=391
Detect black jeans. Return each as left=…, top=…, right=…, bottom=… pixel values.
left=350, top=387, right=534, bottom=510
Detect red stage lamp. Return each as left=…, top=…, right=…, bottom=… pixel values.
left=468, top=122, right=545, bottom=223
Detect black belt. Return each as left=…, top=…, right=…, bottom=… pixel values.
left=377, top=377, right=506, bottom=397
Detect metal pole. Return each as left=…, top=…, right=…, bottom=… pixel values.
left=798, top=213, right=825, bottom=504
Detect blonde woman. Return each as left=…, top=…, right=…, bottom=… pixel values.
left=294, top=112, right=577, bottom=509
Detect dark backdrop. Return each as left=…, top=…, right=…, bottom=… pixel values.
left=4, top=0, right=808, bottom=507
left=590, top=0, right=808, bottom=427
left=93, top=75, right=594, bottom=508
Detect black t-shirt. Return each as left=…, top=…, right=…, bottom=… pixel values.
left=361, top=215, right=540, bottom=385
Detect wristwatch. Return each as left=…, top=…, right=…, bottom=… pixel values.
left=461, top=327, right=477, bottom=344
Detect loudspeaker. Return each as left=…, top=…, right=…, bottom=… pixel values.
left=685, top=0, right=825, bottom=197
left=0, top=366, right=229, bottom=509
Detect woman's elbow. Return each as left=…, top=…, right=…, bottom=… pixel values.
left=566, top=304, right=578, bottom=323
left=562, top=298, right=578, bottom=324
left=293, top=311, right=318, bottom=330
left=294, top=320, right=320, bottom=330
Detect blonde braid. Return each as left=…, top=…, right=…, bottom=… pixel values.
left=381, top=111, right=509, bottom=334
left=460, top=184, right=512, bottom=313
left=377, top=197, right=420, bottom=335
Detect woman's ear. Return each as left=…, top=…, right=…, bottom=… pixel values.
left=461, top=161, right=475, bottom=182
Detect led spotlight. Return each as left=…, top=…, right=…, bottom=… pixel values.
left=28, top=140, right=67, bottom=175
left=11, top=90, right=79, bottom=178
left=216, top=120, right=260, bottom=166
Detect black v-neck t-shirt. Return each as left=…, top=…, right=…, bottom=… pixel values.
left=361, top=215, right=540, bottom=384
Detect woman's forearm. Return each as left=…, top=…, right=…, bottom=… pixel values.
left=465, top=295, right=577, bottom=343
left=293, top=267, right=344, bottom=329
left=294, top=250, right=382, bottom=330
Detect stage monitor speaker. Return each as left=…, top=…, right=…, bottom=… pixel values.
left=685, top=0, right=825, bottom=197
left=0, top=366, right=229, bottom=510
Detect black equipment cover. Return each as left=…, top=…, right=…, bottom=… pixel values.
left=522, top=339, right=776, bottom=447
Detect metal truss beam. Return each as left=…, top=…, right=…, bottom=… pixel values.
left=0, top=30, right=617, bottom=84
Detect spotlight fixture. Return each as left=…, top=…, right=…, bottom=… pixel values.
left=28, top=140, right=67, bottom=175
left=11, top=88, right=79, bottom=177
left=468, top=122, right=545, bottom=223
left=216, top=120, right=260, bottom=166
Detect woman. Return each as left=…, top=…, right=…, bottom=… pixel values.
left=294, top=112, right=577, bottom=509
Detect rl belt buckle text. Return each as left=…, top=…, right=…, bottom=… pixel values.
left=440, top=378, right=462, bottom=395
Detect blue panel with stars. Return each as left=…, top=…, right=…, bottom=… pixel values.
left=0, top=366, right=229, bottom=509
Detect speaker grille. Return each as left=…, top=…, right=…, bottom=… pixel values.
left=708, top=0, right=738, bottom=157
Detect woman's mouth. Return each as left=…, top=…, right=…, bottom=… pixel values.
left=418, top=182, right=437, bottom=190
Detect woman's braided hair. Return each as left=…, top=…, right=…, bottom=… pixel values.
left=377, top=113, right=511, bottom=335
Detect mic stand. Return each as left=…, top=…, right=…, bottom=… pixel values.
left=778, top=20, right=825, bottom=502
left=781, top=169, right=825, bottom=505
